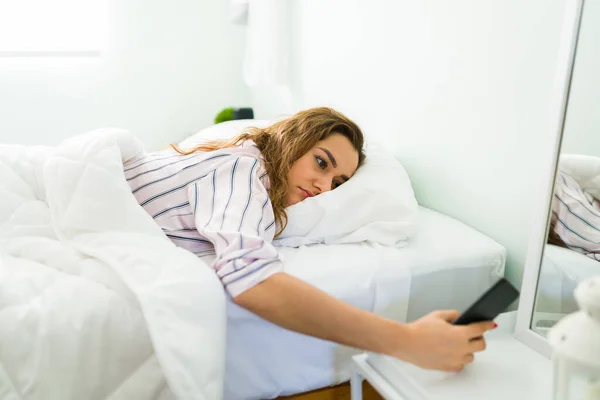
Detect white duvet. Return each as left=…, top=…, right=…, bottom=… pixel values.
left=0, top=129, right=227, bottom=400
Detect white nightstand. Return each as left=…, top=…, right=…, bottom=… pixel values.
left=350, top=312, right=553, bottom=400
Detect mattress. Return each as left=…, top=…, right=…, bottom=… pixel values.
left=223, top=207, right=506, bottom=399
left=535, top=244, right=599, bottom=315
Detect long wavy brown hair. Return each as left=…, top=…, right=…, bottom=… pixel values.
left=171, top=107, right=366, bottom=237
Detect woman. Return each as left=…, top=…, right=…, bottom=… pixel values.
left=124, top=107, right=495, bottom=372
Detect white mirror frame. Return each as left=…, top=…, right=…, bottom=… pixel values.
left=514, top=0, right=585, bottom=358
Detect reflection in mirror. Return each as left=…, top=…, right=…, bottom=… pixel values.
left=532, top=0, right=600, bottom=337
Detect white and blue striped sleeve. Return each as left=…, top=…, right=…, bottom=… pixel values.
left=552, top=171, right=600, bottom=261
left=188, top=155, right=284, bottom=297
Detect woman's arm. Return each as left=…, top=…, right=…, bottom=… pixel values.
left=234, top=272, right=404, bottom=355
left=234, top=272, right=496, bottom=372
left=189, top=156, right=494, bottom=371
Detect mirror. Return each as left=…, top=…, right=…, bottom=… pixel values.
left=531, top=0, right=600, bottom=337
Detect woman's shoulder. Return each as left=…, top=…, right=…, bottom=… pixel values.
left=230, top=140, right=263, bottom=159
left=213, top=144, right=270, bottom=190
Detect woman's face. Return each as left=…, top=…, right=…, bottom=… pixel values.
left=286, top=133, right=359, bottom=206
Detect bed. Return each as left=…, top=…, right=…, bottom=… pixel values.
left=223, top=207, right=506, bottom=399
left=0, top=128, right=506, bottom=400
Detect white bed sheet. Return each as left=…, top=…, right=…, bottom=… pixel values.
left=223, top=207, right=506, bottom=399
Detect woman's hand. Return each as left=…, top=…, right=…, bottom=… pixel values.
left=395, top=310, right=496, bottom=372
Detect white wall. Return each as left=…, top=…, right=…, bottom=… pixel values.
left=561, top=0, right=600, bottom=158
left=0, top=0, right=250, bottom=151
left=285, top=0, right=568, bottom=288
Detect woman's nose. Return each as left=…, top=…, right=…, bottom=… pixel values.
left=314, top=176, right=333, bottom=194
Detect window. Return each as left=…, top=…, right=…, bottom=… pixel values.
left=0, top=0, right=108, bottom=57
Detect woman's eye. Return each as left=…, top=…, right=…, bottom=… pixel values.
left=332, top=181, right=342, bottom=189
left=316, top=156, right=327, bottom=169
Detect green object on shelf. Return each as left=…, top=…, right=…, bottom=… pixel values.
left=214, top=107, right=235, bottom=124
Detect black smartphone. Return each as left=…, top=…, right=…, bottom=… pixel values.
left=452, top=278, right=520, bottom=325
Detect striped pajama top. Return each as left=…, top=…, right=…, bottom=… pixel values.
left=123, top=141, right=284, bottom=297
left=551, top=169, right=600, bottom=262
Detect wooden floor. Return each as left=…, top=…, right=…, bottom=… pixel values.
left=277, top=382, right=383, bottom=400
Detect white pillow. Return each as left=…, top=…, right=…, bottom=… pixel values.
left=179, top=119, right=273, bottom=148
left=559, top=154, right=600, bottom=199
left=180, top=120, right=419, bottom=247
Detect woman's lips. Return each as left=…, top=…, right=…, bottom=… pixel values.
left=300, top=187, right=314, bottom=198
